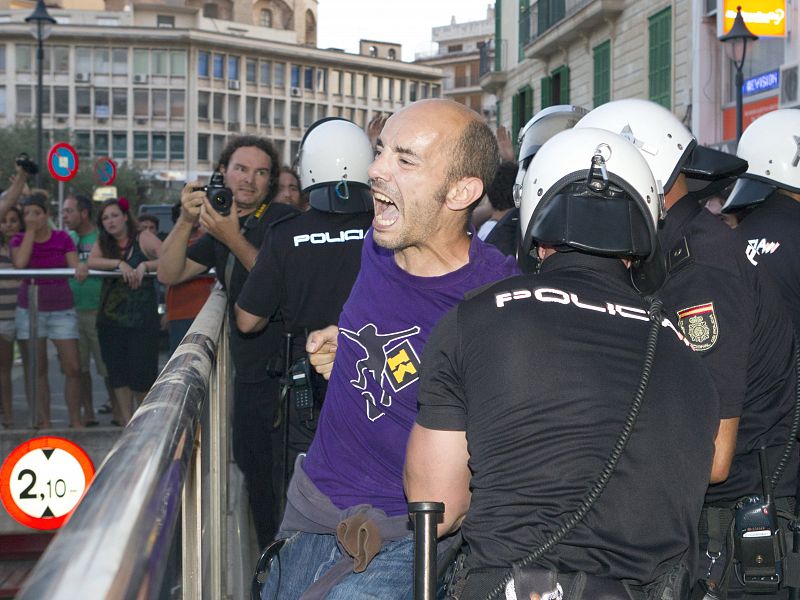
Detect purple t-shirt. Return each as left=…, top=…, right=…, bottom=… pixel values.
left=11, top=230, right=76, bottom=311
left=303, top=228, right=520, bottom=516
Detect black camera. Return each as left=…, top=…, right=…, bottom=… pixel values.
left=733, top=450, right=784, bottom=594
left=194, top=172, right=233, bottom=216
left=15, top=153, right=38, bottom=176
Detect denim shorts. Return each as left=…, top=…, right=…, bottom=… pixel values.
left=0, top=319, right=15, bottom=342
left=16, top=307, right=79, bottom=341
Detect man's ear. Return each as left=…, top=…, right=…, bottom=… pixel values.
left=445, top=177, right=484, bottom=212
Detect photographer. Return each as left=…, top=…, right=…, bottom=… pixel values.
left=158, top=136, right=296, bottom=548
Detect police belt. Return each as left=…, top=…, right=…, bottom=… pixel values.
left=454, top=564, right=656, bottom=600
left=699, top=497, right=800, bottom=594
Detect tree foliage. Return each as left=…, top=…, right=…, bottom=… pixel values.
left=0, top=122, right=148, bottom=214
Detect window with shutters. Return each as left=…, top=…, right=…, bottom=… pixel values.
left=541, top=65, right=569, bottom=110
left=648, top=8, right=671, bottom=109
left=494, top=0, right=502, bottom=71
left=593, top=41, right=611, bottom=107
left=519, top=0, right=531, bottom=60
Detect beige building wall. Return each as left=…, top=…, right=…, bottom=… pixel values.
left=487, top=0, right=693, bottom=138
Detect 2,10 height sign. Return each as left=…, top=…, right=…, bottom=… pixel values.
left=0, top=437, right=95, bottom=530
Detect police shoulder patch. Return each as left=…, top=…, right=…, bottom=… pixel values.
left=676, top=302, right=719, bottom=351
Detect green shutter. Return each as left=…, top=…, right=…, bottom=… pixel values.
left=496, top=100, right=501, bottom=128
left=648, top=7, right=671, bottom=109
left=593, top=41, right=611, bottom=107
left=521, top=84, right=534, bottom=123
left=519, top=0, right=530, bottom=61
left=511, top=94, right=520, bottom=143
left=558, top=65, right=570, bottom=104
left=494, top=1, right=502, bottom=71
left=540, top=76, right=552, bottom=109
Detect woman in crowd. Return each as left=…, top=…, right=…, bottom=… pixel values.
left=88, top=198, right=161, bottom=426
left=11, top=193, right=83, bottom=429
left=0, top=207, right=22, bottom=428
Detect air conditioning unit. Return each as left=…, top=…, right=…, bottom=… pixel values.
left=290, top=86, right=302, bottom=97
left=55, top=116, right=68, bottom=124
left=228, top=80, right=240, bottom=90
left=227, top=121, right=241, bottom=131
left=779, top=63, right=799, bottom=109
left=133, top=74, right=149, bottom=84
left=74, top=72, right=91, bottom=83
left=135, top=117, right=148, bottom=125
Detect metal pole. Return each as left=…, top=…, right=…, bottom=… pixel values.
left=35, top=25, right=44, bottom=189
left=735, top=65, right=744, bottom=145
left=27, top=281, right=38, bottom=428
left=408, top=501, right=444, bottom=600
left=58, top=181, right=64, bottom=229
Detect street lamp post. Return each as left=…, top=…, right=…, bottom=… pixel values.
left=720, top=5, right=758, bottom=145
left=25, top=0, right=56, bottom=188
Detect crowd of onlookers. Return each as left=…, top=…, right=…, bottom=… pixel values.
left=0, top=157, right=307, bottom=431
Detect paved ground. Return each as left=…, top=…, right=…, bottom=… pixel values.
left=5, top=339, right=169, bottom=430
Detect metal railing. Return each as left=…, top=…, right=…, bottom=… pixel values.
left=14, top=285, right=245, bottom=599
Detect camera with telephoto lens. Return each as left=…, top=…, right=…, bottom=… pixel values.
left=15, top=153, right=38, bottom=176
left=193, top=172, right=233, bottom=216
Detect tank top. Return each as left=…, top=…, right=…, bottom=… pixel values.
left=97, top=235, right=158, bottom=329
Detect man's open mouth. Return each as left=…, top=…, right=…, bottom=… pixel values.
left=373, top=191, right=399, bottom=227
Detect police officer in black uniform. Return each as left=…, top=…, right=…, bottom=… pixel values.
left=578, top=100, right=799, bottom=599
left=158, top=135, right=297, bottom=549
left=405, top=127, right=720, bottom=600
left=722, top=109, right=800, bottom=333
left=235, top=118, right=374, bottom=515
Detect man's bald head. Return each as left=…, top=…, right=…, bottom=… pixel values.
left=390, top=99, right=499, bottom=198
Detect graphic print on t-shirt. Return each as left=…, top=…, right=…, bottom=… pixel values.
left=339, top=323, right=422, bottom=422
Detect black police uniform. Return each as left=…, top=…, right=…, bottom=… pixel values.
left=236, top=207, right=372, bottom=515
left=734, top=192, right=800, bottom=333
left=417, top=252, right=719, bottom=595
left=187, top=200, right=297, bottom=548
left=657, top=196, right=798, bottom=597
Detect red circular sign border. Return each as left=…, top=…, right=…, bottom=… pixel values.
left=0, top=436, right=94, bottom=530
left=93, top=156, right=117, bottom=186
left=47, top=142, right=80, bottom=183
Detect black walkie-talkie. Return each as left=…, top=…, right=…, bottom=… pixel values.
left=734, top=448, right=784, bottom=593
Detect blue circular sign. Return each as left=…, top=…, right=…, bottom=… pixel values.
left=47, top=143, right=79, bottom=182
left=93, top=157, right=117, bottom=186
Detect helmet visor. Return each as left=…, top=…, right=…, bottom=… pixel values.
left=681, top=145, right=748, bottom=181
left=721, top=177, right=776, bottom=213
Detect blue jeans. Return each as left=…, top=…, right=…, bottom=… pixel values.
left=260, top=531, right=414, bottom=600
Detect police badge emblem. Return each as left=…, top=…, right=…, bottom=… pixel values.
left=676, top=302, right=718, bottom=351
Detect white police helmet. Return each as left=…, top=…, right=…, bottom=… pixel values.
left=513, top=105, right=589, bottom=208
left=576, top=99, right=746, bottom=200
left=520, top=127, right=665, bottom=293
left=722, top=109, right=800, bottom=213
left=296, top=117, right=373, bottom=213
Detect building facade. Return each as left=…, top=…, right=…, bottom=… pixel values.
left=485, top=0, right=798, bottom=153
left=415, top=6, right=497, bottom=122
left=0, top=0, right=441, bottom=180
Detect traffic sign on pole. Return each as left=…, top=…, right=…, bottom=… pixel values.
left=93, top=157, right=117, bottom=186
left=47, top=143, right=79, bottom=183
left=0, top=436, right=95, bottom=530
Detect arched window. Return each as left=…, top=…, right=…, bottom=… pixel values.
left=369, top=46, right=378, bottom=57
left=305, top=9, right=317, bottom=45
left=202, top=3, right=218, bottom=18
left=388, top=48, right=396, bottom=60
left=260, top=9, right=272, bottom=27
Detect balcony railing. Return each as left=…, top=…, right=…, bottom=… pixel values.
left=527, top=0, right=624, bottom=59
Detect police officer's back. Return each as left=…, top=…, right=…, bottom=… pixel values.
left=405, top=128, right=720, bottom=600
